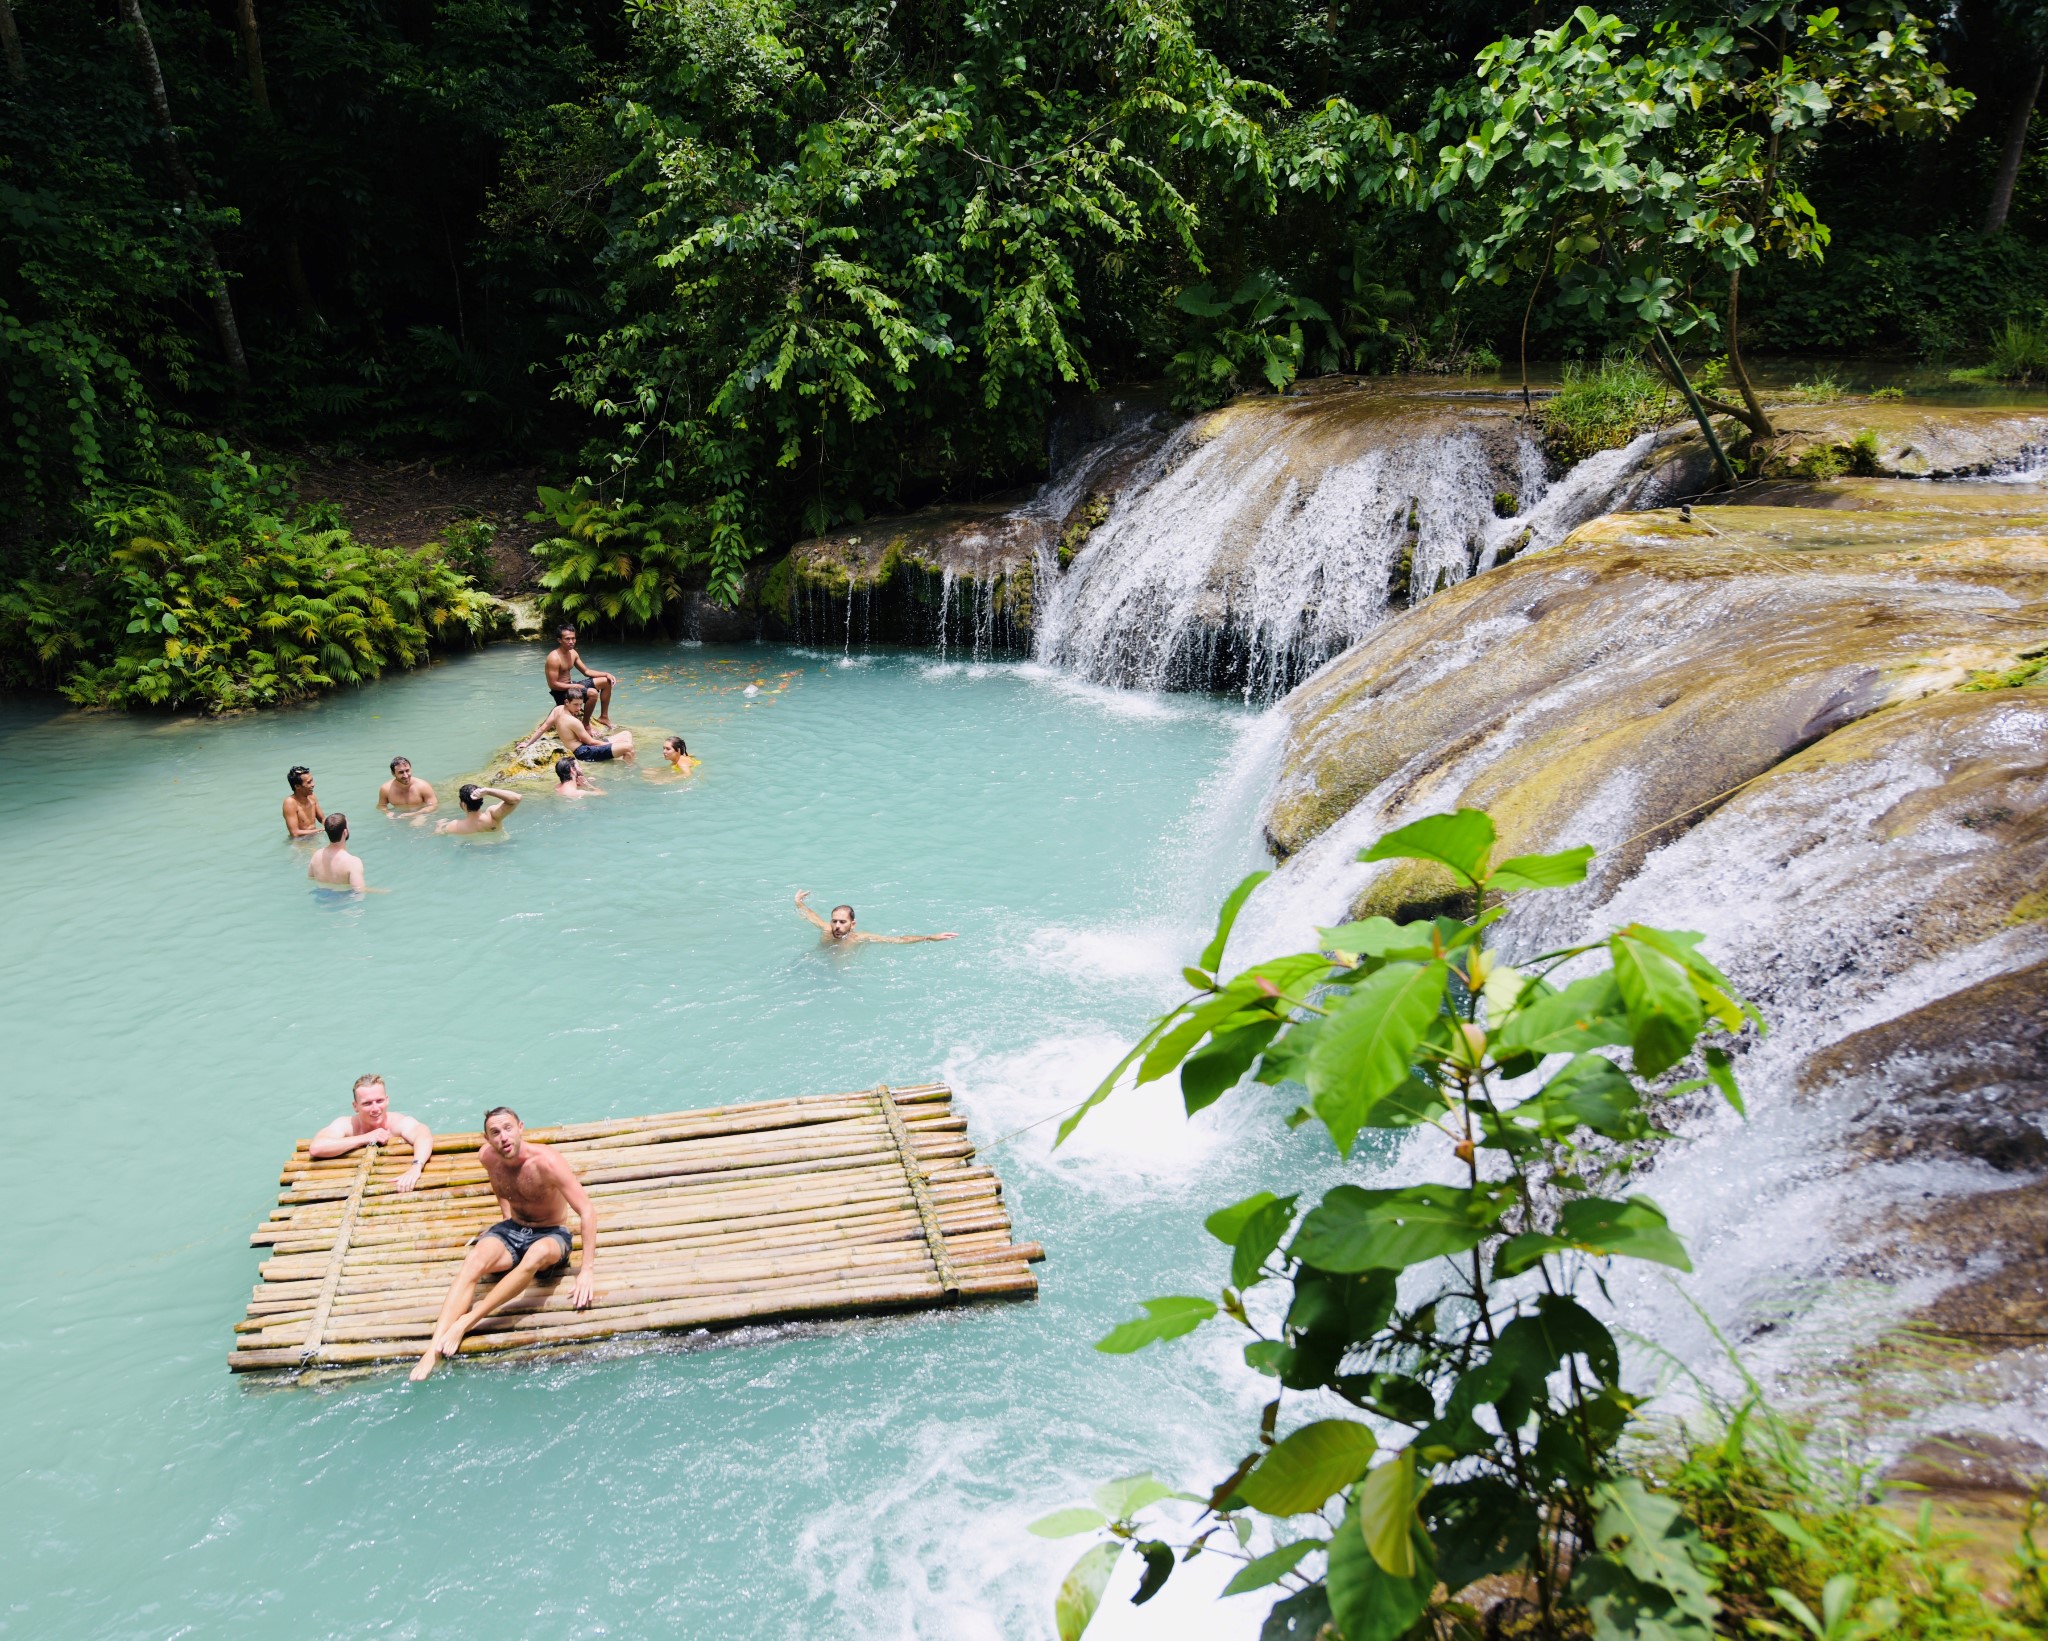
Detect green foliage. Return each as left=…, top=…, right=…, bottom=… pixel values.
left=528, top=483, right=707, bottom=631
left=1169, top=275, right=1340, bottom=410
left=1541, top=356, right=1680, bottom=466
left=1039, top=807, right=1770, bottom=1636
left=438, top=517, right=502, bottom=591
left=1983, top=317, right=2048, bottom=384
left=0, top=444, right=490, bottom=711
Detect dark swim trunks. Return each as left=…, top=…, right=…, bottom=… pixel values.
left=482, top=1220, right=573, bottom=1266
left=572, top=741, right=614, bottom=761
left=550, top=684, right=594, bottom=706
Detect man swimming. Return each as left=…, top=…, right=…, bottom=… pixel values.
left=518, top=698, right=635, bottom=763
left=307, top=813, right=367, bottom=891
left=555, top=757, right=603, bottom=798
left=282, top=766, right=323, bottom=839
left=793, top=890, right=957, bottom=945
left=543, top=625, right=617, bottom=727
left=410, top=1105, right=597, bottom=1381
left=310, top=1074, right=434, bottom=1193
left=436, top=783, right=523, bottom=834
left=377, top=756, right=438, bottom=820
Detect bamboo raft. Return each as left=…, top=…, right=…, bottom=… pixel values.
left=229, top=1082, right=1041, bottom=1373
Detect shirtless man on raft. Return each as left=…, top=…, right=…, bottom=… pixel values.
left=311, top=1074, right=433, bottom=1193
left=793, top=891, right=956, bottom=945
left=543, top=625, right=617, bottom=728
left=377, top=756, right=438, bottom=821
left=282, top=766, right=323, bottom=839
left=410, top=1106, right=596, bottom=1381
left=306, top=813, right=367, bottom=892
left=517, top=698, right=635, bottom=763
left=437, top=783, right=523, bottom=835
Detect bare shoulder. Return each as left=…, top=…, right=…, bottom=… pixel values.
left=392, top=1111, right=431, bottom=1139
left=312, top=1114, right=351, bottom=1139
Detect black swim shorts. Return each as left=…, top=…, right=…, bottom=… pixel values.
left=482, top=1220, right=574, bottom=1266
left=572, top=741, right=614, bottom=761
left=549, top=684, right=593, bottom=706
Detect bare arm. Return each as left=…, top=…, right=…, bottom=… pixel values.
left=861, top=931, right=958, bottom=944
left=516, top=710, right=558, bottom=751
left=376, top=783, right=392, bottom=815
left=391, top=1116, right=434, bottom=1192
left=283, top=799, right=320, bottom=839
left=412, top=781, right=438, bottom=815
left=482, top=786, right=523, bottom=817
left=792, top=890, right=829, bottom=931
left=346, top=856, right=366, bottom=893
left=554, top=1155, right=598, bottom=1308
left=308, top=1120, right=388, bottom=1159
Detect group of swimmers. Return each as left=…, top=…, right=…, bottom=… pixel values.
left=287, top=626, right=697, bottom=889
left=291, top=627, right=959, bottom=1379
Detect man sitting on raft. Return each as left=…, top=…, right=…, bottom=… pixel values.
left=377, top=756, right=438, bottom=820
left=410, top=1106, right=597, bottom=1381
left=307, top=813, right=367, bottom=892
left=436, top=783, right=523, bottom=835
left=518, top=698, right=634, bottom=763
left=543, top=624, right=617, bottom=728
left=311, top=1074, right=433, bottom=1193
left=794, top=890, right=956, bottom=945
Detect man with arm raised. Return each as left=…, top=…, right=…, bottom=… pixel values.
left=310, top=1074, right=433, bottom=1193
left=410, top=1106, right=597, bottom=1382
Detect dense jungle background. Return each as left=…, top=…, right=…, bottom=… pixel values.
left=2, top=0, right=2044, bottom=706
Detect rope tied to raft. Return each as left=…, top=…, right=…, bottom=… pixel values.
left=874, top=1083, right=962, bottom=1298
left=298, top=1145, right=376, bottom=1364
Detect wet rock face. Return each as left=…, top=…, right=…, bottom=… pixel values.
left=1265, top=526, right=2048, bottom=907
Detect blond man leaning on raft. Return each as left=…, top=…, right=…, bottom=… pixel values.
left=311, top=1074, right=433, bottom=1192
left=411, top=1106, right=597, bottom=1382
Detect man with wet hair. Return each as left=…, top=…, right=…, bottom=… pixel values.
left=793, top=890, right=956, bottom=945
left=436, top=783, right=523, bottom=835
left=307, top=813, right=367, bottom=891
left=311, top=1074, right=433, bottom=1193
left=409, top=1105, right=597, bottom=1381
left=555, top=757, right=603, bottom=799
left=517, top=697, right=634, bottom=764
left=542, top=624, right=617, bottom=728
left=377, top=756, right=437, bottom=820
left=282, top=766, right=323, bottom=839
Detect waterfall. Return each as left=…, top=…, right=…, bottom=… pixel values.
left=1033, top=385, right=1683, bottom=698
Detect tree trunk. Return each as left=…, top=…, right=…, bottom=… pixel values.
left=0, top=0, right=27, bottom=86
left=1650, top=327, right=1739, bottom=489
left=1983, top=58, right=2043, bottom=236
left=233, top=0, right=269, bottom=113
left=1722, top=267, right=1774, bottom=441
left=121, top=0, right=251, bottom=385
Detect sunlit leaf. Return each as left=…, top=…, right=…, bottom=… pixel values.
left=1238, top=1420, right=1379, bottom=1516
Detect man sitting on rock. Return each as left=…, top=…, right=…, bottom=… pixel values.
left=410, top=1105, right=597, bottom=1381
left=518, top=698, right=634, bottom=764
left=310, top=1073, right=433, bottom=1193
left=543, top=625, right=616, bottom=728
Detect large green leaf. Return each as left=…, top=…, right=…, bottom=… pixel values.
left=1424, top=1479, right=1541, bottom=1591
left=1355, top=1450, right=1420, bottom=1577
left=1611, top=932, right=1705, bottom=1077
left=1206, top=1191, right=1284, bottom=1246
left=1491, top=844, right=1595, bottom=891
left=1359, top=809, right=1496, bottom=883
left=1182, top=1019, right=1281, bottom=1114
left=1496, top=971, right=1631, bottom=1056
left=1232, top=1195, right=1300, bottom=1290
left=1575, top=1477, right=1721, bottom=1639
left=1292, top=1183, right=1507, bottom=1273
left=1055, top=1541, right=1124, bottom=1641
left=1315, top=917, right=1437, bottom=960
left=1556, top=1195, right=1692, bottom=1271
left=1317, top=1073, right=1448, bottom=1158
left=1221, top=1537, right=1325, bottom=1595
left=1259, top=1586, right=1333, bottom=1641
left=1029, top=1506, right=1109, bottom=1538
left=1201, top=871, right=1272, bottom=972
left=1237, top=1419, right=1379, bottom=1516
left=1096, top=1296, right=1218, bottom=1353
left=1326, top=1494, right=1435, bottom=1641
left=1303, top=961, right=1448, bottom=1144
left=1093, top=1472, right=1177, bottom=1520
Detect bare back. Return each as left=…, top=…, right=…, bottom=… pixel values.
left=482, top=1140, right=577, bottom=1226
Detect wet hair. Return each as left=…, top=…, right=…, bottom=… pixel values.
left=556, top=624, right=576, bottom=638
left=323, top=812, right=348, bottom=842
left=389, top=755, right=409, bottom=773
left=459, top=783, right=483, bottom=811
left=352, top=1073, right=385, bottom=1099
left=664, top=736, right=688, bottom=757
left=287, top=765, right=311, bottom=791
left=832, top=904, right=855, bottom=921
left=555, top=758, right=576, bottom=783
left=483, top=1105, right=521, bottom=1129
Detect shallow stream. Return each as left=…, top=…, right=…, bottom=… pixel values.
left=1, top=644, right=1309, bottom=1640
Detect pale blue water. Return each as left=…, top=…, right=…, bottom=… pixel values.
left=0, top=644, right=1311, bottom=1640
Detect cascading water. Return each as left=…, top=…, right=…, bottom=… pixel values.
left=1032, top=383, right=1683, bottom=698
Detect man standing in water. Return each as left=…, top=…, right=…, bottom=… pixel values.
left=793, top=890, right=956, bottom=945
left=282, top=766, right=323, bottom=838
left=311, top=1074, right=434, bottom=1193
left=543, top=625, right=617, bottom=728
left=410, top=1106, right=597, bottom=1381
left=307, top=813, right=367, bottom=892
left=555, top=757, right=603, bottom=799
left=518, top=698, right=634, bottom=763
left=436, top=783, right=523, bottom=835
left=377, top=756, right=438, bottom=820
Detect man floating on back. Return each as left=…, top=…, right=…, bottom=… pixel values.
left=410, top=1107, right=597, bottom=1381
